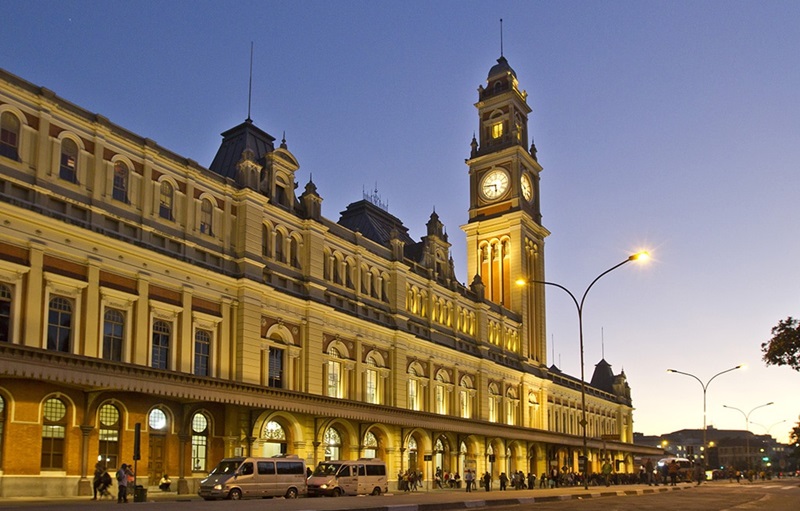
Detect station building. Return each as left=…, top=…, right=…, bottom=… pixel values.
left=0, top=56, right=662, bottom=496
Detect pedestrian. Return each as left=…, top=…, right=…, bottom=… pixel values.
left=601, top=460, right=613, bottom=487
left=464, top=469, right=473, bottom=492
left=116, top=463, right=131, bottom=503
left=483, top=471, right=491, bottom=492
left=91, top=462, right=104, bottom=500
left=668, top=460, right=679, bottom=486
left=694, top=463, right=704, bottom=486
left=645, top=458, right=654, bottom=486
left=499, top=472, right=508, bottom=490
left=528, top=472, right=536, bottom=490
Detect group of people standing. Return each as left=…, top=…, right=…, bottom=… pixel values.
left=91, top=463, right=172, bottom=503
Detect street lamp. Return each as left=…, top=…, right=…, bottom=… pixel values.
left=666, top=365, right=744, bottom=466
left=751, top=419, right=787, bottom=436
left=723, top=402, right=774, bottom=470
left=516, top=251, right=649, bottom=490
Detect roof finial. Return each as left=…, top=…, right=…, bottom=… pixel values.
left=247, top=41, right=254, bottom=122
left=500, top=18, right=504, bottom=57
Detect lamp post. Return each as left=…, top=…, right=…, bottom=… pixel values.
left=723, top=402, right=774, bottom=470
left=666, top=365, right=743, bottom=467
left=751, top=419, right=787, bottom=436
left=516, top=251, right=649, bottom=490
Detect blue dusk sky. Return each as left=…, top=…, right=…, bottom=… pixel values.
left=2, top=1, right=798, bottom=444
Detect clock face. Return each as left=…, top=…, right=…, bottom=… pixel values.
left=521, top=173, right=533, bottom=202
left=481, top=169, right=509, bottom=200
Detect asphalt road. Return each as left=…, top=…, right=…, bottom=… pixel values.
left=0, top=480, right=796, bottom=511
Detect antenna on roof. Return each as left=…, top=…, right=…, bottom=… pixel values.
left=601, top=327, right=605, bottom=359
left=500, top=18, right=504, bottom=57
left=247, top=42, right=254, bottom=122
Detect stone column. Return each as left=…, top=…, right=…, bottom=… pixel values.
left=177, top=433, right=190, bottom=495
left=78, top=425, right=94, bottom=496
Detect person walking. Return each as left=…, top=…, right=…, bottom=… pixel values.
left=483, top=471, right=491, bottom=492
left=601, top=460, right=613, bottom=487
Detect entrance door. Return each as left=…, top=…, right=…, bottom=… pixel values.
left=148, top=435, right=166, bottom=485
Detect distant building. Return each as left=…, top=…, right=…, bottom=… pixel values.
left=0, top=56, right=662, bottom=498
left=634, top=427, right=796, bottom=473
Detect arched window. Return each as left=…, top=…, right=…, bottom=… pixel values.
left=274, top=231, right=285, bottom=263
left=434, top=371, right=448, bottom=415
left=199, top=199, right=213, bottom=235
left=42, top=397, right=67, bottom=469
left=488, top=384, right=500, bottom=423
left=194, top=330, right=211, bottom=376
left=505, top=387, right=518, bottom=426
left=0, top=284, right=11, bottom=343
left=326, top=347, right=343, bottom=398
left=261, top=225, right=272, bottom=258
left=261, top=420, right=287, bottom=457
left=459, top=376, right=473, bottom=419
left=0, top=111, right=20, bottom=160
left=152, top=321, right=171, bottom=369
left=159, top=181, right=174, bottom=220
left=408, top=364, right=423, bottom=411
left=363, top=431, right=378, bottom=459
left=47, top=297, right=72, bottom=352
left=98, top=403, right=120, bottom=468
left=103, top=308, right=125, bottom=362
left=59, top=138, right=78, bottom=183
left=268, top=347, right=283, bottom=388
left=364, top=354, right=379, bottom=405
left=191, top=412, right=209, bottom=472
left=112, top=161, right=129, bottom=202
left=289, top=236, right=300, bottom=269
left=149, top=408, right=168, bottom=431
left=323, top=427, right=342, bottom=461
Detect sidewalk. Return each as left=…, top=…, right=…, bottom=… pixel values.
left=0, top=482, right=701, bottom=508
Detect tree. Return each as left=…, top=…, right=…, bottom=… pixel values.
left=761, top=317, right=800, bottom=371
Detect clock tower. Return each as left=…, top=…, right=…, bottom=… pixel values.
left=461, top=56, right=549, bottom=364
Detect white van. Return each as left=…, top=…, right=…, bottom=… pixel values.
left=308, top=458, right=387, bottom=497
left=198, top=455, right=307, bottom=500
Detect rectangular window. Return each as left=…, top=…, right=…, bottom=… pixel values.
left=365, top=369, right=378, bottom=404
left=491, top=122, right=503, bottom=139
left=41, top=424, right=65, bottom=469
left=268, top=348, right=284, bottom=388
left=257, top=461, right=275, bottom=475
left=191, top=435, right=207, bottom=471
left=103, top=309, right=125, bottom=362
left=194, top=330, right=211, bottom=377
left=327, top=360, right=341, bottom=398
left=0, top=284, right=11, bottom=342
left=435, top=386, right=445, bottom=414
left=408, top=379, right=420, bottom=411
left=276, top=461, right=304, bottom=475
left=99, top=428, right=119, bottom=468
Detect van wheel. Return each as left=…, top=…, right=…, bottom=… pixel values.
left=285, top=488, right=298, bottom=499
left=332, top=488, right=342, bottom=497
left=228, top=488, right=242, bottom=500
left=371, top=487, right=382, bottom=496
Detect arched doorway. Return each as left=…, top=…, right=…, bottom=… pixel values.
left=323, top=426, right=342, bottom=460
left=148, top=407, right=169, bottom=485
left=261, top=420, right=288, bottom=457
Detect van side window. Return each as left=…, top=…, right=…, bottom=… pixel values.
left=366, top=464, right=386, bottom=476
left=358, top=464, right=366, bottom=476
left=240, top=462, right=254, bottom=475
left=339, top=465, right=352, bottom=477
left=276, top=461, right=304, bottom=475
left=257, top=461, right=274, bottom=475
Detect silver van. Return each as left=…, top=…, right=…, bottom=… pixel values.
left=198, top=455, right=307, bottom=500
left=308, top=458, right=387, bottom=496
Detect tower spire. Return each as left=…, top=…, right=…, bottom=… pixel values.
left=247, top=42, right=254, bottom=122
left=500, top=18, right=504, bottom=57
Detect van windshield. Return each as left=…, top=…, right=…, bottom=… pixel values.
left=209, top=460, right=241, bottom=476
left=312, top=463, right=341, bottom=477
